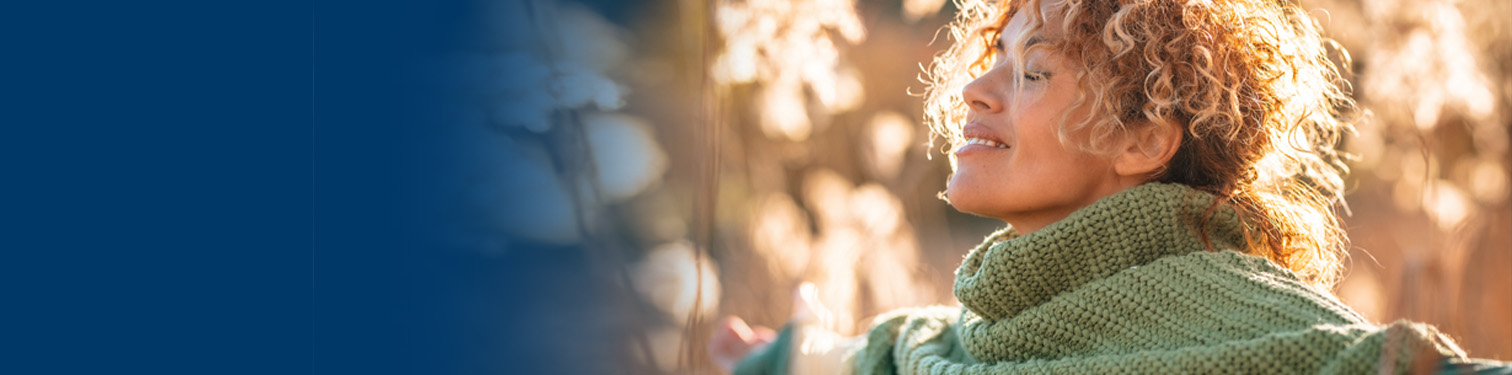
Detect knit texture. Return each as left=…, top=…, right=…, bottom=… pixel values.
left=846, top=183, right=1464, bottom=375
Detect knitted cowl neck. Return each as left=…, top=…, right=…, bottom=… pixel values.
left=953, top=182, right=1247, bottom=323
left=850, top=183, right=1463, bottom=375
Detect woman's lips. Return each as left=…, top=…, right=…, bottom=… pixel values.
left=956, top=123, right=1009, bottom=155
left=963, top=137, right=1007, bottom=148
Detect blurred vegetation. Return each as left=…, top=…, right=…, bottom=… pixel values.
left=451, top=0, right=1511, bottom=373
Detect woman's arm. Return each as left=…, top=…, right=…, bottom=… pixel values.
left=710, top=283, right=862, bottom=375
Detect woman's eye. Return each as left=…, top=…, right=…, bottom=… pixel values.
left=1023, top=72, right=1047, bottom=81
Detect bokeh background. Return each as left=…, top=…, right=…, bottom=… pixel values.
left=436, top=0, right=1511, bottom=373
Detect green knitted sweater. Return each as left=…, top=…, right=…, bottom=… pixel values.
left=738, top=183, right=1466, bottom=375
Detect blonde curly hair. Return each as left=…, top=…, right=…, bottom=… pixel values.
left=924, top=0, right=1358, bottom=287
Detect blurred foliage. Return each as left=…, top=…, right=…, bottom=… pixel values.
left=1311, top=0, right=1512, bottom=361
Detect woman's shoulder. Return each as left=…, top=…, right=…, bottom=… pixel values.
left=1142, top=249, right=1339, bottom=296
left=1098, top=249, right=1370, bottom=326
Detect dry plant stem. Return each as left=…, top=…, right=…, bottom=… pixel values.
left=520, top=0, right=660, bottom=372
left=679, top=0, right=723, bottom=372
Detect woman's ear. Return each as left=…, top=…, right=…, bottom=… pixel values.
left=1113, top=120, right=1183, bottom=178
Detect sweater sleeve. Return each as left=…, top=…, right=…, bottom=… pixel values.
left=849, top=306, right=969, bottom=375
left=732, top=324, right=795, bottom=375
left=733, top=322, right=869, bottom=375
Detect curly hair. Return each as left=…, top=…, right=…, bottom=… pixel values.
left=923, top=0, right=1358, bottom=287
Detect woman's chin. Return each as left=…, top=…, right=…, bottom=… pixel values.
left=944, top=189, right=993, bottom=218
left=945, top=178, right=977, bottom=208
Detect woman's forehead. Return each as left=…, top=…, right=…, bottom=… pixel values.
left=1002, top=0, right=1067, bottom=43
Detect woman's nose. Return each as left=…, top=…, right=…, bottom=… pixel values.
left=961, top=73, right=1003, bottom=114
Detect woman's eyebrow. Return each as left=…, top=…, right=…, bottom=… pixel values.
left=998, top=34, right=1046, bottom=52
left=1024, top=35, right=1046, bottom=49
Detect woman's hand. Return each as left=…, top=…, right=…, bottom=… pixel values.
left=708, top=283, right=834, bottom=374
left=709, top=316, right=777, bottom=373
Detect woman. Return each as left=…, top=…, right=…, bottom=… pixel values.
left=710, top=0, right=1505, bottom=373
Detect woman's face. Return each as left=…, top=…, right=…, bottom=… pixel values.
left=945, top=3, right=1131, bottom=234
